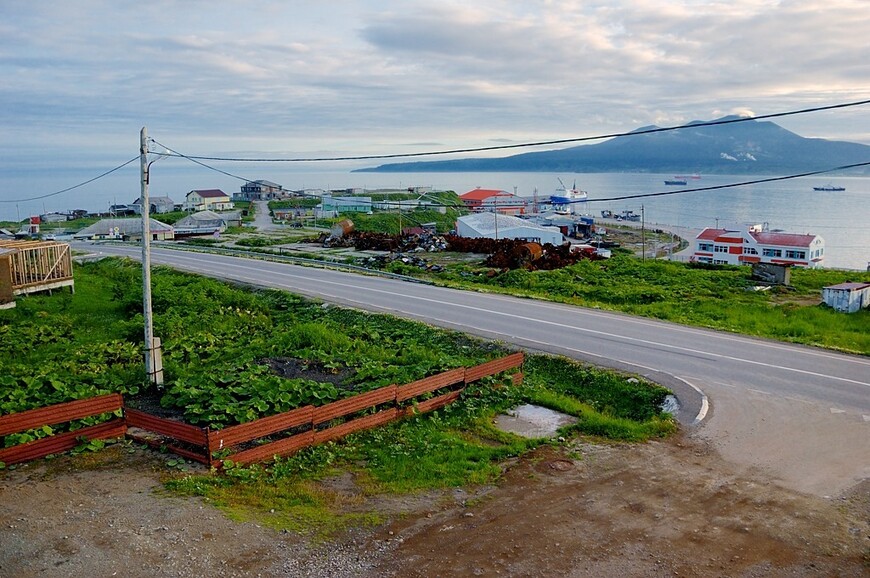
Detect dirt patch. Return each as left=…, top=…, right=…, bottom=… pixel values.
left=260, top=357, right=357, bottom=390
left=1, top=434, right=867, bottom=577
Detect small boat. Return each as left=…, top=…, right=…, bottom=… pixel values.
left=664, top=179, right=688, bottom=186
left=813, top=184, right=845, bottom=191
left=675, top=174, right=701, bottom=180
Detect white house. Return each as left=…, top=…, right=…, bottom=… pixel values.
left=456, top=213, right=564, bottom=245
left=183, top=189, right=234, bottom=211
left=692, top=225, right=824, bottom=268
left=822, top=282, right=870, bottom=313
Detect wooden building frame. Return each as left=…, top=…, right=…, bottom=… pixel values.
left=0, top=240, right=75, bottom=297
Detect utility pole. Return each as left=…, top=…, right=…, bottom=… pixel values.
left=140, top=127, right=163, bottom=386
left=641, top=204, right=645, bottom=261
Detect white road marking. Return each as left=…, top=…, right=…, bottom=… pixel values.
left=748, top=388, right=772, bottom=395
left=830, top=408, right=846, bottom=414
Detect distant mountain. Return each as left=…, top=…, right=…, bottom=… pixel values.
left=356, top=116, right=870, bottom=175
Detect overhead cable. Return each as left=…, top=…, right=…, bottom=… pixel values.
left=0, top=156, right=139, bottom=203
left=156, top=99, right=870, bottom=163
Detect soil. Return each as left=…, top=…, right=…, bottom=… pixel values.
left=1, top=431, right=867, bottom=577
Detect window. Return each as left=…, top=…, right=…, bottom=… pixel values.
left=713, top=259, right=728, bottom=265
left=714, top=245, right=729, bottom=253
left=743, top=247, right=758, bottom=255
left=762, top=248, right=782, bottom=257
left=785, top=250, right=806, bottom=259
left=697, top=257, right=712, bottom=264
left=698, top=242, right=714, bottom=252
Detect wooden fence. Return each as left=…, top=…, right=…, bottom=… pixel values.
left=0, top=353, right=524, bottom=468
left=0, top=394, right=126, bottom=466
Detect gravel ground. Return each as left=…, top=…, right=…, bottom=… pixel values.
left=1, top=431, right=867, bottom=577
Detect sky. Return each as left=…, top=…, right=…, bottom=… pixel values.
left=1, top=0, right=869, bottom=217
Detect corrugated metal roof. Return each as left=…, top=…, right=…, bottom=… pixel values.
left=191, top=189, right=229, bottom=198
left=749, top=231, right=818, bottom=247
left=696, top=228, right=730, bottom=240
left=74, top=218, right=172, bottom=237
left=458, top=212, right=557, bottom=235
left=460, top=188, right=505, bottom=201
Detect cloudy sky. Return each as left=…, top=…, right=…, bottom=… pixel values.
left=1, top=0, right=869, bottom=214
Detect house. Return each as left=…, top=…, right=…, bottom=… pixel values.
left=183, top=189, right=234, bottom=211
left=456, top=213, right=564, bottom=245
left=109, top=204, right=137, bottom=216
left=822, top=282, right=870, bottom=313
left=172, top=211, right=230, bottom=236
left=318, top=195, right=372, bottom=216
left=234, top=180, right=285, bottom=202
left=460, top=188, right=527, bottom=215
left=73, top=218, right=174, bottom=241
left=132, top=196, right=176, bottom=214
left=691, top=225, right=824, bottom=268
left=39, top=212, right=69, bottom=223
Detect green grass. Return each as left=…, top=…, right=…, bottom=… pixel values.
left=4, top=257, right=675, bottom=535
left=425, top=254, right=870, bottom=355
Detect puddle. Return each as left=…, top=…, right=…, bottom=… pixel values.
left=494, top=404, right=578, bottom=439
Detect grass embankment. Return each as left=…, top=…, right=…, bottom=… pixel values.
left=1, top=259, right=672, bottom=534
left=405, top=253, right=870, bottom=355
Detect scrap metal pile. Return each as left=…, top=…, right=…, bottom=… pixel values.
left=447, top=236, right=602, bottom=271
left=325, top=230, right=600, bottom=272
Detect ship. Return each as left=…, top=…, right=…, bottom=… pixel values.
left=664, top=179, right=688, bottom=186
left=550, top=178, right=588, bottom=214
left=813, top=184, right=845, bottom=191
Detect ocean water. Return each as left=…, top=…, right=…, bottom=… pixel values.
left=3, top=167, right=868, bottom=270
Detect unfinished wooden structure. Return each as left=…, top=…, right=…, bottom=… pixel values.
left=0, top=241, right=74, bottom=308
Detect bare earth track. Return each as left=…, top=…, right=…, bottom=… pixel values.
left=1, top=430, right=867, bottom=577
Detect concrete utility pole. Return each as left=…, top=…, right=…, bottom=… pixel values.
left=641, top=204, right=645, bottom=261
left=140, top=127, right=163, bottom=385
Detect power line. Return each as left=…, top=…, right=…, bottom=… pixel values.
left=0, top=156, right=139, bottom=203
left=158, top=99, right=870, bottom=163
left=160, top=135, right=870, bottom=211
left=583, top=161, right=870, bottom=203
left=4, top=98, right=867, bottom=207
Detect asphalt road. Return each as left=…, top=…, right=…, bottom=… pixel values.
left=80, top=243, right=870, bottom=496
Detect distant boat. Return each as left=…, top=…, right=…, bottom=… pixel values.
left=813, top=184, right=845, bottom=191
left=550, top=178, right=588, bottom=214
left=664, top=179, right=688, bottom=186
left=675, top=174, right=701, bottom=180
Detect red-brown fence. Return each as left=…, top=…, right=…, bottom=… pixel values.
left=1, top=353, right=524, bottom=468
left=0, top=394, right=126, bottom=466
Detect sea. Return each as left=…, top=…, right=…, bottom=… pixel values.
left=3, top=166, right=868, bottom=270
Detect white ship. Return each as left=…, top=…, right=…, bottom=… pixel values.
left=550, top=178, right=588, bottom=214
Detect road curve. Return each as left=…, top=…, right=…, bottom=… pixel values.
left=80, top=243, right=870, bottom=496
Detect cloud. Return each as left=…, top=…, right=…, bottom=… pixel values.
left=0, top=0, right=868, bottom=172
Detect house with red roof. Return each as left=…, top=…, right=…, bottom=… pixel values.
left=460, top=188, right=527, bottom=215
left=692, top=225, right=824, bottom=268
left=183, top=189, right=234, bottom=212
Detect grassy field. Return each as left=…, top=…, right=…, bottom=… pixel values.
left=385, top=252, right=869, bottom=355
left=1, top=259, right=673, bottom=534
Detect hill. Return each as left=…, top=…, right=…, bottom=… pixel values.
left=356, top=116, right=870, bottom=174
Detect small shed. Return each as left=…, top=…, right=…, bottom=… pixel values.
left=0, top=241, right=75, bottom=307
left=822, top=282, right=870, bottom=313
